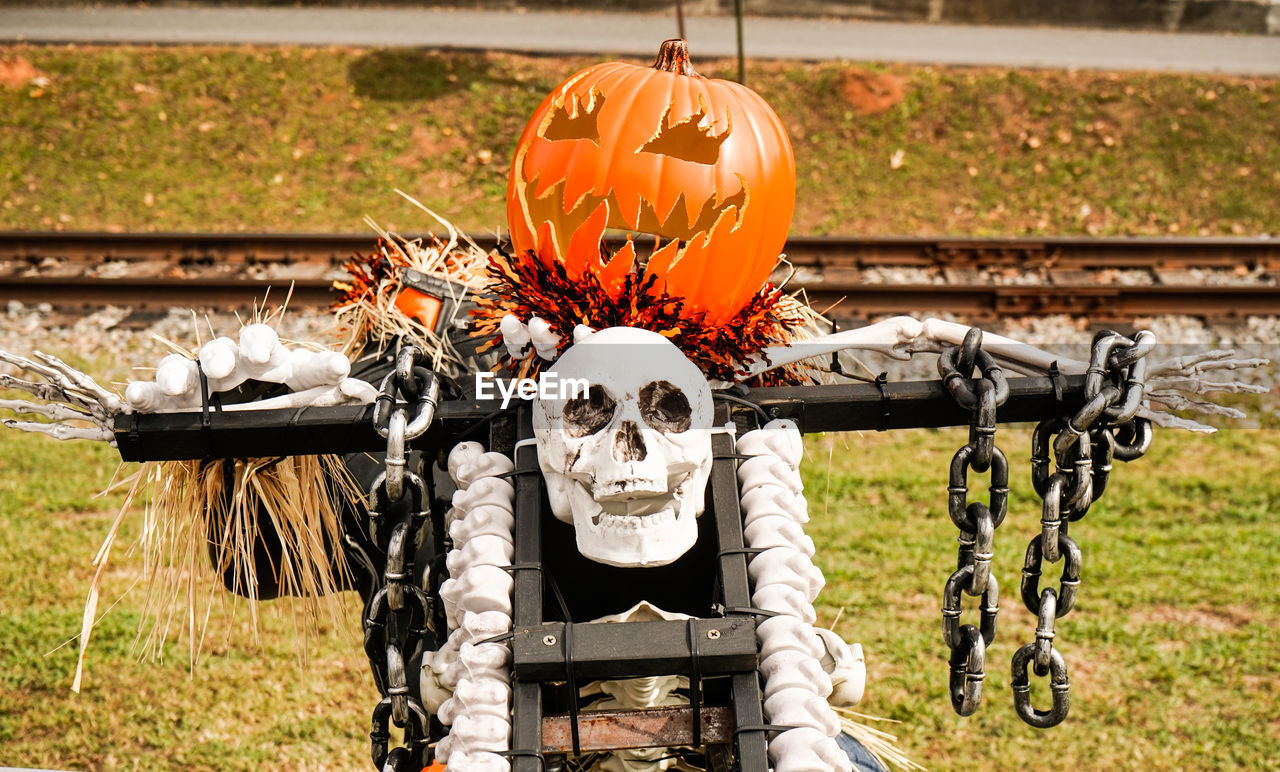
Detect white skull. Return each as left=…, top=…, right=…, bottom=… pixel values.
left=533, top=327, right=714, bottom=568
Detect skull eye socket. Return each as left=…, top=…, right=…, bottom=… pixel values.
left=639, top=380, right=692, bottom=433
left=563, top=384, right=617, bottom=438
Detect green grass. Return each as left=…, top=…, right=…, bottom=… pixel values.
left=1, top=424, right=1276, bottom=770
left=2, top=45, right=1277, bottom=237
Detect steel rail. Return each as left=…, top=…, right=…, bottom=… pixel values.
left=3, top=231, right=1278, bottom=319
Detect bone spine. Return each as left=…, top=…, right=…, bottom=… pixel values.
left=429, top=441, right=516, bottom=771
left=739, top=419, right=853, bottom=772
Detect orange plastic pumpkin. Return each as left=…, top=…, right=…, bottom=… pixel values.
left=506, top=39, right=796, bottom=323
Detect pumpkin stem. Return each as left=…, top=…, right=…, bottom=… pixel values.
left=652, top=39, right=701, bottom=78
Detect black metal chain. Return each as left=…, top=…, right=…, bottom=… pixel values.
left=939, top=328, right=1010, bottom=716
left=365, top=344, right=441, bottom=771
left=1012, top=330, right=1154, bottom=728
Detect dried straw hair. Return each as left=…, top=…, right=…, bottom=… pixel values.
left=332, top=190, right=489, bottom=374
left=72, top=305, right=365, bottom=691
left=75, top=454, right=360, bottom=690
left=835, top=708, right=927, bottom=771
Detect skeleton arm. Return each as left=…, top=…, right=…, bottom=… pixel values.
left=1, top=323, right=378, bottom=446
left=746, top=316, right=1269, bottom=433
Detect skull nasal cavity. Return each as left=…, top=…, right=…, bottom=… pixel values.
left=613, top=420, right=648, bottom=462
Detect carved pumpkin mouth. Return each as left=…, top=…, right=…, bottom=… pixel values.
left=518, top=175, right=747, bottom=277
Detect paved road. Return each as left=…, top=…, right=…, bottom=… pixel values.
left=2, top=7, right=1279, bottom=74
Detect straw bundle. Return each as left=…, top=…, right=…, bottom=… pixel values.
left=332, top=191, right=489, bottom=373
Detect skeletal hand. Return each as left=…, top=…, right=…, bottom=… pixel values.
left=498, top=314, right=592, bottom=361
left=0, top=350, right=125, bottom=444
left=1, top=324, right=378, bottom=446
left=124, top=323, right=377, bottom=413
left=1139, top=349, right=1270, bottom=433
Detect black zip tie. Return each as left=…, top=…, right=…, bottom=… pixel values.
left=1048, top=361, right=1065, bottom=424
left=733, top=723, right=796, bottom=738
left=562, top=617, right=580, bottom=755
left=712, top=391, right=770, bottom=423
left=719, top=606, right=781, bottom=619
left=496, top=748, right=547, bottom=769
left=500, top=562, right=583, bottom=754
left=196, top=361, right=222, bottom=459
left=875, top=371, right=891, bottom=431
left=686, top=618, right=704, bottom=748
left=718, top=546, right=768, bottom=562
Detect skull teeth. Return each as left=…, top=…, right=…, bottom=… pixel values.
left=592, top=506, right=679, bottom=530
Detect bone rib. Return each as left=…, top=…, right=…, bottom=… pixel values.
left=738, top=418, right=854, bottom=772
left=428, top=441, right=515, bottom=771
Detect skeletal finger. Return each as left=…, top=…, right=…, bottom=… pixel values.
left=0, top=399, right=93, bottom=423
left=1146, top=377, right=1268, bottom=395
left=1147, top=392, right=1246, bottom=418
left=1138, top=407, right=1216, bottom=434
left=32, top=351, right=126, bottom=415
left=0, top=372, right=67, bottom=404
left=156, top=354, right=199, bottom=397
left=3, top=418, right=114, bottom=443
left=198, top=337, right=240, bottom=380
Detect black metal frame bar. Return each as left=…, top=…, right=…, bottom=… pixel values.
left=114, top=375, right=1087, bottom=462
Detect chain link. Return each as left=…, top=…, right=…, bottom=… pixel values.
left=365, top=343, right=441, bottom=770
left=939, top=328, right=1010, bottom=716
left=1012, top=329, right=1154, bottom=728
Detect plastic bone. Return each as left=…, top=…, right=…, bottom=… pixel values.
left=450, top=450, right=516, bottom=489
left=752, top=583, right=817, bottom=623
left=816, top=628, right=866, bottom=707
left=447, top=441, right=488, bottom=484
left=123, top=325, right=373, bottom=413
left=758, top=650, right=833, bottom=700
left=441, top=751, right=511, bottom=772
left=440, top=565, right=513, bottom=626
left=446, top=712, right=514, bottom=751
left=446, top=534, right=516, bottom=577
left=768, top=728, right=854, bottom=772
left=438, top=678, right=512, bottom=724
left=737, top=455, right=803, bottom=496
left=748, top=315, right=1268, bottom=433
left=736, top=419, right=804, bottom=467
left=459, top=610, right=513, bottom=644
left=0, top=350, right=124, bottom=443
left=500, top=313, right=533, bottom=359
left=452, top=477, right=517, bottom=516
left=446, top=642, right=512, bottom=688
left=757, top=615, right=826, bottom=661
left=748, top=547, right=826, bottom=602
left=740, top=486, right=809, bottom=525
left=742, top=516, right=816, bottom=557
left=764, top=687, right=842, bottom=736
left=527, top=316, right=561, bottom=360
left=450, top=506, right=517, bottom=544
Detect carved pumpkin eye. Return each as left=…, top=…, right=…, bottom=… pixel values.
left=639, top=106, right=729, bottom=165
left=639, top=380, right=692, bottom=433
left=541, top=91, right=604, bottom=143
left=563, top=384, right=616, bottom=437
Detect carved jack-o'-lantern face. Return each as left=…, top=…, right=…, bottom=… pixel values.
left=506, top=40, right=796, bottom=323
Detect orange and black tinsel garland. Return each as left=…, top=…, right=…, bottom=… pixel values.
left=471, top=247, right=811, bottom=385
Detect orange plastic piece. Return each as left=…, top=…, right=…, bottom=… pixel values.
left=394, top=287, right=445, bottom=331
left=506, top=39, right=796, bottom=324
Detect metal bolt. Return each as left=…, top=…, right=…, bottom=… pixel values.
left=706, top=629, right=721, bottom=640
left=543, top=635, right=557, bottom=646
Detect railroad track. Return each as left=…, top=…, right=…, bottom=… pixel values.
left=3, top=231, right=1279, bottom=322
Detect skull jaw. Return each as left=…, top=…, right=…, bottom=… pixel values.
left=544, top=467, right=707, bottom=568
